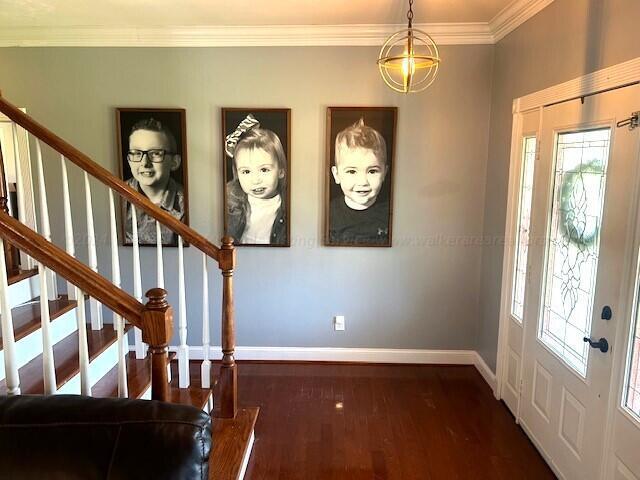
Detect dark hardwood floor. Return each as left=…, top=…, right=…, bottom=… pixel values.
left=237, top=363, right=555, bottom=480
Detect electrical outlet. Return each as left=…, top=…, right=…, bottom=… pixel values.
left=334, top=315, right=345, bottom=331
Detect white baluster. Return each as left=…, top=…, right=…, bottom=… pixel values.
left=35, top=140, right=57, bottom=300
left=11, top=123, right=34, bottom=269
left=109, top=189, right=128, bottom=397
left=38, top=262, right=57, bottom=394
left=84, top=172, right=103, bottom=330
left=178, top=235, right=189, bottom=388
left=131, top=205, right=146, bottom=359
left=0, top=238, right=21, bottom=395
left=201, top=252, right=211, bottom=389
left=74, top=286, right=91, bottom=396
left=60, top=155, right=77, bottom=301
left=156, top=221, right=164, bottom=288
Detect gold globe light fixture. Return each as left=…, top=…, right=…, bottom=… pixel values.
left=377, top=0, right=441, bottom=94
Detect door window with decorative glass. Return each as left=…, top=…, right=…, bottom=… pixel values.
left=538, top=128, right=611, bottom=377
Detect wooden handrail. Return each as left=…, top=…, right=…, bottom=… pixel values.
left=0, top=95, right=220, bottom=263
left=0, top=209, right=145, bottom=324
left=0, top=209, right=174, bottom=401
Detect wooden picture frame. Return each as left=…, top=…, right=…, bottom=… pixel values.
left=325, top=107, right=397, bottom=247
left=222, top=108, right=291, bottom=247
left=116, top=108, right=189, bottom=247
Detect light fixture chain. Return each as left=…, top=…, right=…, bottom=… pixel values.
left=407, top=0, right=414, bottom=28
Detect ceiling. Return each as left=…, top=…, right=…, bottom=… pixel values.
left=0, top=0, right=554, bottom=46
left=0, top=0, right=513, bottom=27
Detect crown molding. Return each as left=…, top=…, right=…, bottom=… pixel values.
left=490, top=0, right=555, bottom=42
left=0, top=1, right=554, bottom=47
left=0, top=23, right=493, bottom=47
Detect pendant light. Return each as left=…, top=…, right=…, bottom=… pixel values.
left=377, top=0, right=441, bottom=93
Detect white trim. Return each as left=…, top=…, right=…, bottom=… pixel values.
left=0, top=2, right=555, bottom=48
left=170, top=345, right=478, bottom=364
left=474, top=352, right=498, bottom=395
left=239, top=431, right=255, bottom=480
left=0, top=23, right=492, bottom=47
left=489, top=0, right=555, bottom=42
left=517, top=57, right=640, bottom=112
left=160, top=346, right=496, bottom=390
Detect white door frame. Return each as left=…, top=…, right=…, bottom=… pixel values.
left=0, top=108, right=38, bottom=268
left=496, top=57, right=640, bottom=475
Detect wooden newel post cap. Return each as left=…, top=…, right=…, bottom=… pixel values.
left=222, top=236, right=235, bottom=249
left=145, top=288, right=169, bottom=309
left=142, top=288, right=173, bottom=346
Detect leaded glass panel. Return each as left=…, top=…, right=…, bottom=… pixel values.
left=539, top=128, right=611, bottom=377
left=511, top=136, right=537, bottom=322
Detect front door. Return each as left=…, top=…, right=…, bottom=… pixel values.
left=519, top=84, right=640, bottom=479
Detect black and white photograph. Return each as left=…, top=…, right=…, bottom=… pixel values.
left=222, top=108, right=291, bottom=247
left=116, top=108, right=189, bottom=247
left=325, top=107, right=397, bottom=247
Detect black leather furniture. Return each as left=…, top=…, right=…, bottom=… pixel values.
left=0, top=394, right=211, bottom=480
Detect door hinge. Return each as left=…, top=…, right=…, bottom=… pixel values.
left=617, top=111, right=639, bottom=130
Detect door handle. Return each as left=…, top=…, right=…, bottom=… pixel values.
left=583, top=337, right=609, bottom=353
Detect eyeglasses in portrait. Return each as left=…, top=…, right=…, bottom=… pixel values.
left=116, top=108, right=189, bottom=247
left=325, top=107, right=397, bottom=247
left=222, top=108, right=291, bottom=247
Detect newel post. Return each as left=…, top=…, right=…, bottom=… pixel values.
left=142, top=288, right=173, bottom=402
left=218, top=236, right=237, bottom=418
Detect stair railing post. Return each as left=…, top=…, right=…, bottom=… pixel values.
left=218, top=236, right=237, bottom=418
left=142, top=287, right=173, bottom=402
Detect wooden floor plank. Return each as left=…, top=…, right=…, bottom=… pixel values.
left=235, top=363, right=556, bottom=480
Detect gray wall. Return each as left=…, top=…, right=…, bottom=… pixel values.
left=478, top=0, right=640, bottom=371
left=0, top=45, right=494, bottom=349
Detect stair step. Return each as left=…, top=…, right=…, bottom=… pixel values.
left=6, top=269, right=39, bottom=309
left=0, top=324, right=131, bottom=395
left=210, top=407, right=259, bottom=480
left=93, top=351, right=177, bottom=400
left=169, top=360, right=214, bottom=412
left=7, top=268, right=37, bottom=286
left=0, top=296, right=76, bottom=349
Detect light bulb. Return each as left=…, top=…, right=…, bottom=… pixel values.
left=401, top=54, right=416, bottom=78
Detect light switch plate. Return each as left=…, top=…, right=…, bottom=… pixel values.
left=334, top=315, right=345, bottom=331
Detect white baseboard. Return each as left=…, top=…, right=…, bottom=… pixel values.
left=473, top=352, right=498, bottom=396
left=156, top=345, right=497, bottom=391
left=169, top=345, right=478, bottom=365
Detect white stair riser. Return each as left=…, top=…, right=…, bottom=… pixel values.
left=0, top=307, right=76, bottom=382
left=57, top=340, right=119, bottom=395
left=6, top=275, right=39, bottom=310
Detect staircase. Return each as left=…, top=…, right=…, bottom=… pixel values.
left=0, top=93, right=256, bottom=478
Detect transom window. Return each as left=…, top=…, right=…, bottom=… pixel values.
left=538, top=128, right=611, bottom=377
left=511, top=136, right=537, bottom=322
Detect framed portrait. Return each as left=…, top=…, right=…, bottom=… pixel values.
left=116, top=108, right=189, bottom=247
left=222, top=108, right=291, bottom=247
left=325, top=107, right=397, bottom=247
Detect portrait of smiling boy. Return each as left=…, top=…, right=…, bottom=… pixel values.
left=116, top=108, right=189, bottom=247
left=326, top=107, right=397, bottom=247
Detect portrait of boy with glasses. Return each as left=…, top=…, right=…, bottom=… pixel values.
left=116, top=109, right=188, bottom=246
